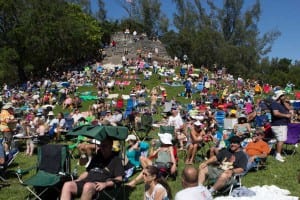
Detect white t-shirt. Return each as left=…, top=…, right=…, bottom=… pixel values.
left=168, top=114, right=183, bottom=130
left=175, top=186, right=212, bottom=200
left=145, top=183, right=168, bottom=200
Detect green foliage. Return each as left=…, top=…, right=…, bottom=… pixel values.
left=0, top=0, right=102, bottom=84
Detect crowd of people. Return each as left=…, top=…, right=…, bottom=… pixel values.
left=1, top=31, right=299, bottom=199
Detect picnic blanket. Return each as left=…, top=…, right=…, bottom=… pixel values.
left=122, top=95, right=130, bottom=100
left=80, top=95, right=98, bottom=101
left=106, top=94, right=119, bottom=99
left=215, top=185, right=298, bottom=200
left=161, top=82, right=183, bottom=87
left=115, top=80, right=131, bottom=86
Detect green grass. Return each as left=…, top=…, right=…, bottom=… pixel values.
left=1, top=70, right=300, bottom=199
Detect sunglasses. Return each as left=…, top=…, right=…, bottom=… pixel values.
left=142, top=172, right=150, bottom=177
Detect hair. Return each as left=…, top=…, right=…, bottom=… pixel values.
left=145, top=165, right=172, bottom=199
left=182, top=166, right=198, bottom=187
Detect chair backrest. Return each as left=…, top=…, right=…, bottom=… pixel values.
left=65, top=117, right=75, bottom=130
left=38, top=144, right=70, bottom=174
left=159, top=126, right=175, bottom=135
left=285, top=124, right=300, bottom=144
left=141, top=114, right=153, bottom=127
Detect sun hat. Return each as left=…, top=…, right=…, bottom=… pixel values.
left=158, top=133, right=173, bottom=145
left=194, top=120, right=202, bottom=126
left=2, top=102, right=13, bottom=109
left=272, top=90, right=285, bottom=101
left=126, top=134, right=137, bottom=142
left=191, top=115, right=204, bottom=121
left=238, top=113, right=247, bottom=119
left=48, top=111, right=54, bottom=116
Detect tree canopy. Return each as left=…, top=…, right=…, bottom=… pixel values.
left=0, top=0, right=102, bottom=84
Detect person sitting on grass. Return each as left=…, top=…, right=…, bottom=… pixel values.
left=126, top=133, right=177, bottom=187
left=143, top=165, right=172, bottom=200
left=185, top=120, right=205, bottom=164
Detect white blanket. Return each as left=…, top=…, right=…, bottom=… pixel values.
left=215, top=185, right=298, bottom=200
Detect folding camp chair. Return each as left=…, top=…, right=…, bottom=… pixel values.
left=16, top=144, right=72, bottom=200
left=283, top=123, right=300, bottom=156
left=0, top=143, right=18, bottom=187
left=134, top=113, right=153, bottom=140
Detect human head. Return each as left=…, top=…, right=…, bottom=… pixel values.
left=125, top=134, right=137, bottom=145
left=143, top=165, right=172, bottom=199
left=193, top=120, right=202, bottom=131
left=252, top=129, right=265, bottom=142
left=238, top=114, right=247, bottom=124
left=229, top=136, right=242, bottom=152
left=99, top=137, right=114, bottom=159
left=272, top=90, right=286, bottom=101
left=181, top=166, right=198, bottom=188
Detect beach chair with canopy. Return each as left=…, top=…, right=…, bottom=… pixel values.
left=67, top=125, right=129, bottom=200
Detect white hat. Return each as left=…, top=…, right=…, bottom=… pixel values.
left=2, top=102, right=13, bottom=109
left=158, top=133, right=173, bottom=145
left=194, top=120, right=202, bottom=126
left=191, top=115, right=204, bottom=121
left=48, top=111, right=54, bottom=116
left=126, top=134, right=137, bottom=142
left=272, top=90, right=285, bottom=100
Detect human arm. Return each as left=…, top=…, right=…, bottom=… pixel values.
left=169, top=146, right=177, bottom=174
left=273, top=109, right=292, bottom=119
left=75, top=171, right=88, bottom=181
left=199, top=155, right=217, bottom=169
left=154, top=187, right=168, bottom=200
left=94, top=175, right=122, bottom=191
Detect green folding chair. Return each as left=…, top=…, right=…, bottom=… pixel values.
left=16, top=144, right=72, bottom=200
left=135, top=113, right=153, bottom=140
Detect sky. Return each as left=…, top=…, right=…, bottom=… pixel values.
left=92, top=0, right=300, bottom=62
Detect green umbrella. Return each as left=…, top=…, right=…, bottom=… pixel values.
left=67, top=125, right=128, bottom=141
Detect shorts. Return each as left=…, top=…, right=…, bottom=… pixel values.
left=271, top=125, right=287, bottom=142
left=75, top=170, right=106, bottom=196
left=207, top=166, right=235, bottom=188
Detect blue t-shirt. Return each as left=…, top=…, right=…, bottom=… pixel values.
left=270, top=101, right=290, bottom=126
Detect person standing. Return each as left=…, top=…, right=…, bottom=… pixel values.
left=175, top=166, right=212, bottom=200
left=270, top=90, right=292, bottom=162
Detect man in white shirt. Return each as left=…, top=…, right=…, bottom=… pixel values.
left=175, top=166, right=212, bottom=200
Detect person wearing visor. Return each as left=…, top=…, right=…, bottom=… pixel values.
left=198, top=136, right=247, bottom=195
left=185, top=120, right=205, bottom=164
left=270, top=90, right=292, bottom=162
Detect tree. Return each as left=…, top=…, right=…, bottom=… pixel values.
left=117, top=0, right=167, bottom=37
left=0, top=0, right=102, bottom=83
left=95, top=0, right=106, bottom=22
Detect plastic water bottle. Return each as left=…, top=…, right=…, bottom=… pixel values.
left=17, top=166, right=22, bottom=175
left=72, top=166, right=78, bottom=178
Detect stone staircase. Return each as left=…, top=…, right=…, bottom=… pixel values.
left=103, top=32, right=171, bottom=64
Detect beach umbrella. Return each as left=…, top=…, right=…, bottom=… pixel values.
left=67, top=125, right=128, bottom=141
